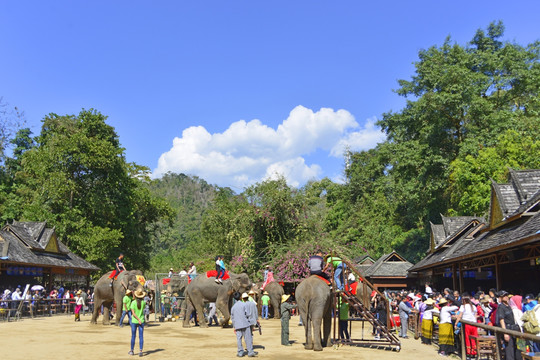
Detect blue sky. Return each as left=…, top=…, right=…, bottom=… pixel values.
left=1, top=1, right=539, bottom=191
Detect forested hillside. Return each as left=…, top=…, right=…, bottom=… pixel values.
left=1, top=23, right=538, bottom=280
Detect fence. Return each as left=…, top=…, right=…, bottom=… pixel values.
left=0, top=298, right=94, bottom=321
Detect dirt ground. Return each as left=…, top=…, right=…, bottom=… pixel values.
left=0, top=314, right=442, bottom=360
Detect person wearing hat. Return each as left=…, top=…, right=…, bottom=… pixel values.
left=280, top=294, right=297, bottom=346
left=74, top=290, right=85, bottom=322
left=263, top=265, right=270, bottom=283
left=168, top=268, right=174, bottom=278
left=261, top=291, right=271, bottom=320
left=231, top=292, right=257, bottom=357
left=438, top=297, right=458, bottom=356
left=119, top=289, right=133, bottom=327
left=248, top=290, right=257, bottom=304
left=496, top=290, right=521, bottom=360
left=421, top=298, right=436, bottom=345
left=129, top=289, right=147, bottom=357
left=244, top=292, right=260, bottom=336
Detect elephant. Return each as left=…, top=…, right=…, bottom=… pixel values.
left=296, top=275, right=332, bottom=351
left=91, top=270, right=145, bottom=326
left=256, top=281, right=284, bottom=319
left=182, top=272, right=251, bottom=328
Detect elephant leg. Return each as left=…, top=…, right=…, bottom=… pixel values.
left=216, top=299, right=230, bottom=328
left=272, top=299, right=280, bottom=319
left=322, top=309, right=332, bottom=347
left=102, top=305, right=111, bottom=325
left=312, top=317, right=323, bottom=351
left=304, top=315, right=313, bottom=350
left=193, top=300, right=208, bottom=328
left=183, top=297, right=194, bottom=328
left=91, top=298, right=101, bottom=324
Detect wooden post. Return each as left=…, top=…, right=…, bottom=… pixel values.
left=459, top=262, right=464, bottom=294
left=452, top=264, right=458, bottom=290
left=495, top=254, right=501, bottom=290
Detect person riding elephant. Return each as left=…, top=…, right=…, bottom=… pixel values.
left=183, top=271, right=251, bottom=328
left=91, top=270, right=145, bottom=326
left=296, top=275, right=332, bottom=351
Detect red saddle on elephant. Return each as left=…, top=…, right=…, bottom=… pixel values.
left=108, top=270, right=124, bottom=280
left=313, top=274, right=331, bottom=286
left=206, top=270, right=230, bottom=280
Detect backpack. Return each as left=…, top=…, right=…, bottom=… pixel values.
left=521, top=305, right=540, bottom=334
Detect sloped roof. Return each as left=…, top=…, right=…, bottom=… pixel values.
left=363, top=251, right=413, bottom=278
left=0, top=222, right=99, bottom=271
left=430, top=223, right=446, bottom=248
left=491, top=169, right=540, bottom=222
left=410, top=212, right=540, bottom=272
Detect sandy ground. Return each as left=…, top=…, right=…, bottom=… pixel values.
left=0, top=314, right=442, bottom=360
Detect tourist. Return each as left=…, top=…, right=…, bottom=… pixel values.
left=231, top=291, right=257, bottom=357
left=263, top=265, right=270, bottom=283
left=143, top=292, right=151, bottom=322
left=244, top=292, right=260, bottom=336
left=425, top=283, right=433, bottom=296
left=398, top=293, right=413, bottom=338
left=179, top=267, right=188, bottom=277
left=261, top=267, right=274, bottom=290
left=438, top=297, right=458, bottom=356
left=207, top=302, right=219, bottom=326
left=280, top=294, right=296, bottom=346
left=168, top=267, right=174, bottom=278
left=323, top=254, right=346, bottom=291
left=496, top=290, right=521, bottom=360
left=455, top=294, right=478, bottom=359
left=338, top=296, right=350, bottom=342
left=261, top=291, right=270, bottom=320
left=308, top=250, right=329, bottom=281
left=375, top=294, right=388, bottom=340
left=421, top=298, right=436, bottom=345
left=74, top=290, right=84, bottom=322
left=109, top=253, right=126, bottom=287
left=215, top=256, right=226, bottom=284
left=129, top=289, right=146, bottom=357
left=523, top=294, right=538, bottom=312
left=119, top=289, right=133, bottom=327
left=187, top=262, right=197, bottom=280
left=248, top=290, right=257, bottom=304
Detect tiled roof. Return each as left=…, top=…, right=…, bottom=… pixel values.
left=410, top=212, right=540, bottom=272
left=0, top=222, right=99, bottom=271
left=363, top=251, right=413, bottom=278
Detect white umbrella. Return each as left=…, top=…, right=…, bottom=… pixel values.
left=31, top=285, right=45, bottom=291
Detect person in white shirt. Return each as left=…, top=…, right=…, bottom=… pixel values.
left=425, top=283, right=433, bottom=295
left=421, top=298, right=436, bottom=344
left=438, top=298, right=458, bottom=356
left=187, top=262, right=197, bottom=280
left=455, top=295, right=478, bottom=358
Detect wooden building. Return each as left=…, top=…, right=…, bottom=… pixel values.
left=0, top=221, right=99, bottom=289
left=359, top=251, right=414, bottom=290
left=409, top=169, right=540, bottom=294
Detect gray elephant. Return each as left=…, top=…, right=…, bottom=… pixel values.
left=183, top=272, right=251, bottom=328
left=296, top=275, right=332, bottom=351
left=257, top=281, right=284, bottom=319
left=91, top=270, right=145, bottom=326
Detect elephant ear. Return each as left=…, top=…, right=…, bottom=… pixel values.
left=231, top=279, right=241, bottom=292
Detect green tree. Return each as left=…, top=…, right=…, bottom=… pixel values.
left=6, top=109, right=173, bottom=271
left=448, top=130, right=540, bottom=216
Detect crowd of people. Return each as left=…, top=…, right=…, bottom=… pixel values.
left=0, top=284, right=94, bottom=318
left=381, top=284, right=540, bottom=360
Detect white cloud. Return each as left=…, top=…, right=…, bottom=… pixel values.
left=153, top=106, right=385, bottom=189
left=330, top=116, right=385, bottom=157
